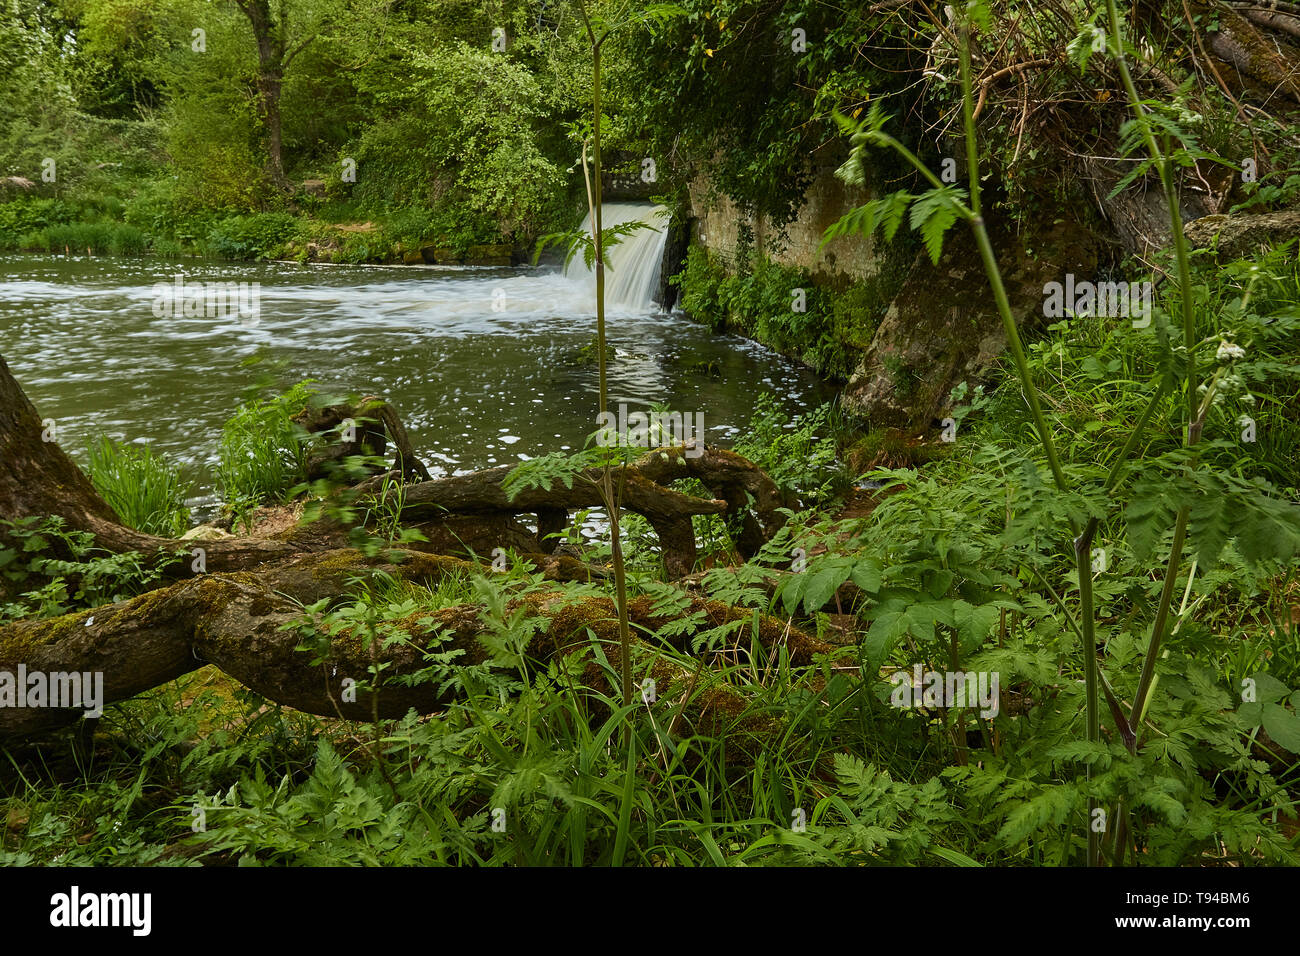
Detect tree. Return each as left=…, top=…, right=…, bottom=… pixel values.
left=229, top=0, right=331, bottom=188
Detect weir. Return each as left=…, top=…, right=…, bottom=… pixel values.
left=566, top=202, right=671, bottom=311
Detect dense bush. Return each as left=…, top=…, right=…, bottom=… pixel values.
left=674, top=245, right=882, bottom=379
left=216, top=381, right=318, bottom=518
left=204, top=213, right=302, bottom=261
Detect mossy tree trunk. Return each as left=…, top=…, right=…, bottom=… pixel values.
left=0, top=547, right=829, bottom=740
left=0, top=356, right=809, bottom=740
left=0, top=355, right=782, bottom=577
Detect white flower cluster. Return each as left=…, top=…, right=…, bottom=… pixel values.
left=1216, top=340, right=1247, bottom=363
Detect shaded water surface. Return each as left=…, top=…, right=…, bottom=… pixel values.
left=0, top=254, right=836, bottom=512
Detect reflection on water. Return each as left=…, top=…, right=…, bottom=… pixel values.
left=0, top=254, right=836, bottom=511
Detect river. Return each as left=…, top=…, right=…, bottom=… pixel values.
left=0, top=249, right=835, bottom=516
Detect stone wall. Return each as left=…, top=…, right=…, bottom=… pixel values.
left=687, top=164, right=877, bottom=283
left=680, top=162, right=1102, bottom=431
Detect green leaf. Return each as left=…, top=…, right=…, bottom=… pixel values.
left=1248, top=671, right=1292, bottom=704
left=907, top=185, right=965, bottom=264
left=803, top=563, right=852, bottom=615
left=929, top=845, right=982, bottom=867
left=863, top=609, right=909, bottom=664
left=922, top=568, right=955, bottom=599
left=1262, top=703, right=1300, bottom=753
left=849, top=557, right=882, bottom=594
left=954, top=602, right=1000, bottom=654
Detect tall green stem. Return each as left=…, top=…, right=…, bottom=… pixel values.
left=1102, top=0, right=1205, bottom=866
left=1103, top=0, right=1198, bottom=433
left=955, top=18, right=1101, bottom=863
left=581, top=4, right=634, bottom=722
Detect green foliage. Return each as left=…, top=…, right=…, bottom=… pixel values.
left=87, top=436, right=192, bottom=538
left=4, top=0, right=1300, bottom=871
left=204, top=213, right=301, bottom=261
left=349, top=43, right=565, bottom=242
left=611, top=0, right=887, bottom=226
left=217, top=381, right=318, bottom=514
left=732, top=395, right=846, bottom=506
left=984, top=250, right=1300, bottom=494
left=0, top=197, right=76, bottom=238
left=672, top=245, right=881, bottom=379
left=0, top=516, right=178, bottom=622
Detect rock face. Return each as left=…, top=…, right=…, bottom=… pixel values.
left=685, top=163, right=1104, bottom=428
left=839, top=218, right=1098, bottom=429
left=1184, top=208, right=1300, bottom=258
left=689, top=164, right=877, bottom=282
left=691, top=159, right=1118, bottom=426
left=464, top=243, right=513, bottom=266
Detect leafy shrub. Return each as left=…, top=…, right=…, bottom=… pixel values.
left=0, top=197, right=75, bottom=246
left=217, top=381, right=318, bottom=512
left=672, top=245, right=882, bottom=379
left=381, top=206, right=437, bottom=246
left=205, top=213, right=301, bottom=260
left=733, top=394, right=846, bottom=506
left=0, top=516, right=177, bottom=621
left=350, top=45, right=562, bottom=242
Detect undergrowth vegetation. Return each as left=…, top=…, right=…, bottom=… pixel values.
left=3, top=234, right=1297, bottom=864
left=87, top=437, right=192, bottom=538
left=673, top=245, right=892, bottom=380
left=2, top=0, right=1299, bottom=871
left=216, top=381, right=318, bottom=524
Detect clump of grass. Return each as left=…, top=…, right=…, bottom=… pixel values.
left=217, top=381, right=318, bottom=513
left=86, top=437, right=192, bottom=538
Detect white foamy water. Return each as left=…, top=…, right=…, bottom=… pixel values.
left=565, top=203, right=670, bottom=311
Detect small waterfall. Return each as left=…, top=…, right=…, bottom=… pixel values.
left=566, top=202, right=670, bottom=311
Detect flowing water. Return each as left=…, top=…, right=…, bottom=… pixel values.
left=0, top=205, right=835, bottom=517
left=565, top=202, right=672, bottom=311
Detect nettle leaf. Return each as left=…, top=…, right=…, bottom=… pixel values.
left=1262, top=703, right=1300, bottom=753
left=850, top=557, right=883, bottom=594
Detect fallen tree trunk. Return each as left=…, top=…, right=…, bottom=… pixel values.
left=0, top=354, right=820, bottom=741
left=1207, top=7, right=1300, bottom=102
left=0, top=548, right=833, bottom=740
left=0, top=354, right=782, bottom=579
